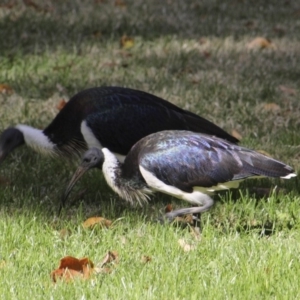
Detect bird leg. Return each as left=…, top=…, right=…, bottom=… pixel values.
left=163, top=196, right=214, bottom=223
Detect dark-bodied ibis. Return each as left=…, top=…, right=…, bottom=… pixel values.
left=62, top=130, right=296, bottom=219
left=0, top=86, right=238, bottom=165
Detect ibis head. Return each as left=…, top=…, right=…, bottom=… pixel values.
left=0, top=128, right=24, bottom=164
left=62, top=148, right=104, bottom=208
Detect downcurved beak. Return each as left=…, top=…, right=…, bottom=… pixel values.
left=59, top=165, right=90, bottom=214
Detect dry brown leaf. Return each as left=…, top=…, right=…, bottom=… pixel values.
left=0, top=84, right=13, bottom=94
left=141, top=255, right=152, bottom=263
left=263, top=103, right=281, bottom=113
left=100, top=251, right=119, bottom=267
left=56, top=99, right=67, bottom=111
left=94, top=251, right=119, bottom=274
left=174, top=214, right=195, bottom=225
left=51, top=256, right=94, bottom=282
left=178, top=239, right=195, bottom=252
left=165, top=204, right=173, bottom=213
left=231, top=129, right=243, bottom=141
left=0, top=176, right=11, bottom=187
left=92, top=30, right=102, bottom=39
left=82, top=217, right=112, bottom=229
left=247, top=37, right=274, bottom=50
left=278, top=85, right=297, bottom=96
left=59, top=228, right=71, bottom=240
left=120, top=35, right=134, bottom=49
left=115, top=0, right=127, bottom=8
left=0, top=1, right=16, bottom=9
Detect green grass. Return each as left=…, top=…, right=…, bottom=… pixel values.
left=0, top=0, right=300, bottom=298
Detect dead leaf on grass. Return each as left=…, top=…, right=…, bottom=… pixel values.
left=231, top=129, right=243, bottom=141
left=141, top=255, right=152, bottom=263
left=94, top=251, right=119, bottom=274
left=178, top=239, right=195, bottom=252
left=120, top=35, right=134, bottom=49
left=115, top=0, right=127, bottom=8
left=51, top=256, right=94, bottom=282
left=0, top=84, right=13, bottom=94
left=263, top=103, right=281, bottom=113
left=56, top=99, right=67, bottom=111
left=247, top=37, right=275, bottom=50
left=165, top=204, right=173, bottom=213
left=278, top=85, right=297, bottom=96
left=0, top=176, right=11, bottom=187
left=59, top=228, right=71, bottom=240
left=82, top=216, right=112, bottom=229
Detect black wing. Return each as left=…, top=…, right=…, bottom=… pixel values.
left=83, top=87, right=238, bottom=155
left=137, top=131, right=294, bottom=192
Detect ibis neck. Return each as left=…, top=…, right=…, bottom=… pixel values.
left=101, top=148, right=153, bottom=205
left=16, top=125, right=57, bottom=156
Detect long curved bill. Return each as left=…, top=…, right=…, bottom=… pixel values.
left=59, top=165, right=90, bottom=214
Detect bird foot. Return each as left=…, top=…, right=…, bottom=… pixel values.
left=157, top=212, right=201, bottom=225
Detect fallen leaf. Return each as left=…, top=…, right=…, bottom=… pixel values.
left=0, top=84, right=13, bottom=94
left=165, top=204, right=173, bottom=213
left=115, top=0, right=127, bottom=8
left=92, top=30, right=102, bottom=39
left=56, top=99, right=67, bottom=111
left=59, top=228, right=71, bottom=240
left=23, top=0, right=40, bottom=10
left=178, top=239, right=195, bottom=252
left=278, top=85, right=297, bottom=96
left=94, top=251, right=119, bottom=274
left=120, top=35, right=134, bottom=49
left=100, top=251, right=119, bottom=267
left=247, top=37, right=274, bottom=50
left=141, top=255, right=152, bottom=263
left=202, top=51, right=211, bottom=58
left=174, top=214, right=195, bottom=225
left=51, top=256, right=94, bottom=282
left=82, top=216, right=112, bottom=229
left=244, top=20, right=257, bottom=29
left=231, top=129, right=243, bottom=141
left=263, top=103, right=281, bottom=113
left=0, top=176, right=11, bottom=187
left=0, top=1, right=16, bottom=9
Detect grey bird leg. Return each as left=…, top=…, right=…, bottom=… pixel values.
left=164, top=196, right=214, bottom=222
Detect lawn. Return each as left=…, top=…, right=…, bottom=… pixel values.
left=0, top=0, right=300, bottom=299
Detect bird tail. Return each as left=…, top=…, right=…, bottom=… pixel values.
left=235, top=151, right=296, bottom=180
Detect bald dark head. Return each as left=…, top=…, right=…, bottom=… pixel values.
left=0, top=127, right=25, bottom=164
left=81, top=147, right=105, bottom=170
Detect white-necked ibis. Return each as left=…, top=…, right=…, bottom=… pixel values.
left=0, top=87, right=238, bottom=165
left=62, top=130, right=296, bottom=219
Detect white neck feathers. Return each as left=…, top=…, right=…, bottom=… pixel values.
left=101, top=148, right=153, bottom=205
left=80, top=121, right=125, bottom=162
left=16, top=124, right=56, bottom=155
